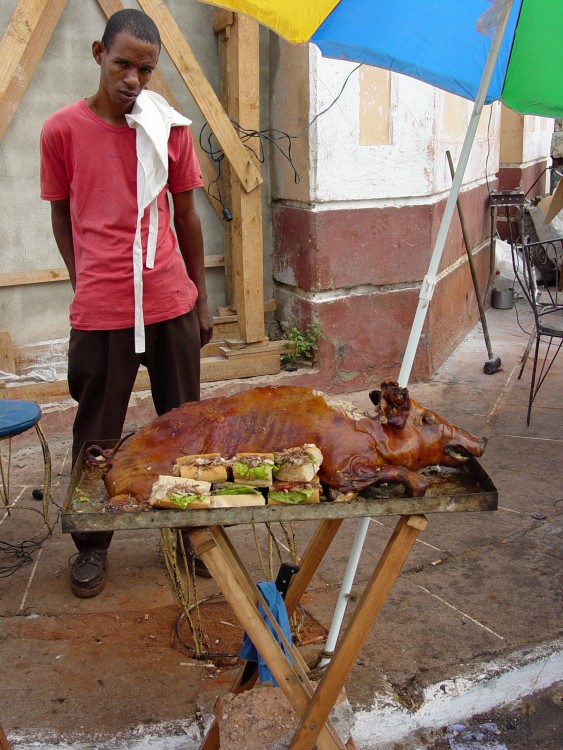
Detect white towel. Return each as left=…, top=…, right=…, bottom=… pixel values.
left=125, top=90, right=192, bottom=353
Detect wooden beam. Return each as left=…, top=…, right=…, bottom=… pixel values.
left=95, top=0, right=224, bottom=222
left=0, top=254, right=223, bottom=288
left=136, top=0, right=262, bottom=194
left=0, top=724, right=12, bottom=750
left=0, top=0, right=67, bottom=142
left=0, top=268, right=69, bottom=287
left=0, top=332, right=16, bottom=374
left=217, top=13, right=266, bottom=343
left=0, top=350, right=281, bottom=402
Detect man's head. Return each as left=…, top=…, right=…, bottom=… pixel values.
left=91, top=10, right=160, bottom=120
left=101, top=9, right=161, bottom=54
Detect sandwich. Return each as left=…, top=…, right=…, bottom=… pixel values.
left=210, top=483, right=266, bottom=508
left=231, top=452, right=275, bottom=487
left=149, top=475, right=211, bottom=509
left=273, top=444, right=323, bottom=483
left=173, top=453, right=228, bottom=483
left=268, top=481, right=321, bottom=505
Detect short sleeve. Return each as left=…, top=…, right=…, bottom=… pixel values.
left=167, top=126, right=203, bottom=194
left=40, top=114, right=70, bottom=201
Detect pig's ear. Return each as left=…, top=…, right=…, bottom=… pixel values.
left=369, top=390, right=382, bottom=407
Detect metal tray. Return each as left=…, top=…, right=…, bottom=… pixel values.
left=62, top=440, right=498, bottom=534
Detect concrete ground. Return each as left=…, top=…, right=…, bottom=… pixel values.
left=0, top=297, right=561, bottom=749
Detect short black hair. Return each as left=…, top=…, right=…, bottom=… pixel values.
left=101, top=9, right=161, bottom=53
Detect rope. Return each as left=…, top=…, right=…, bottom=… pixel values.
left=161, top=523, right=316, bottom=661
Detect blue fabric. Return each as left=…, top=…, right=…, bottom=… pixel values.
left=239, top=581, right=293, bottom=686
left=312, top=0, right=522, bottom=104
left=0, top=400, right=42, bottom=439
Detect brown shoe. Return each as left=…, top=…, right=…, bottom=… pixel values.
left=70, top=548, right=108, bottom=597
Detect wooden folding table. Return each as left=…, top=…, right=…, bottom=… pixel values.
left=63, top=455, right=497, bottom=750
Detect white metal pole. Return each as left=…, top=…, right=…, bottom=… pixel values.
left=319, top=516, right=370, bottom=667
left=321, top=0, right=514, bottom=667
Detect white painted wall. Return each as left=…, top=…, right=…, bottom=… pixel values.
left=271, top=41, right=553, bottom=211
left=522, top=115, right=554, bottom=167
left=308, top=47, right=502, bottom=205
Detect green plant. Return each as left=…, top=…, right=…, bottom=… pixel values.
left=281, top=320, right=324, bottom=362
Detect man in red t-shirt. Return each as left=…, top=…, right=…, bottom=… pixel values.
left=40, top=9, right=213, bottom=597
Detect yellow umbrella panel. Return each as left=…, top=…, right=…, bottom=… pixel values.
left=200, top=0, right=339, bottom=43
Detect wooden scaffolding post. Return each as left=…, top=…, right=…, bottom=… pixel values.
left=137, top=0, right=262, bottom=195
left=0, top=0, right=67, bottom=143
left=215, top=11, right=266, bottom=343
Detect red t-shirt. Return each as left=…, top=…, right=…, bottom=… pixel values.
left=40, top=99, right=203, bottom=330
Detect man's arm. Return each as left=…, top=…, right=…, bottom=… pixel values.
left=50, top=199, right=76, bottom=290
left=172, top=189, right=214, bottom=347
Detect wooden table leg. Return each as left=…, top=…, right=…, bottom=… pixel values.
left=284, top=518, right=343, bottom=616
left=189, top=527, right=348, bottom=750
left=197, top=518, right=343, bottom=750
left=288, top=514, right=428, bottom=750
left=0, top=725, right=11, bottom=750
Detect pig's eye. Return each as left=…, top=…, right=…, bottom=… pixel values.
left=422, top=412, right=436, bottom=425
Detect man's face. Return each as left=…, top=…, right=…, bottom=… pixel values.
left=93, top=30, right=159, bottom=114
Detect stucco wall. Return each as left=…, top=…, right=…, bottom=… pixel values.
left=269, top=41, right=553, bottom=390
left=0, top=0, right=273, bottom=350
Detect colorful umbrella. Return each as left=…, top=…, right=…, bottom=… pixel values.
left=199, top=0, right=562, bottom=118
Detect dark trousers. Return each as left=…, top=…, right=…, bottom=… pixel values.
left=68, top=311, right=201, bottom=552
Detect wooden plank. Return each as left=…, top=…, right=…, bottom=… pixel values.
left=288, top=516, right=427, bottom=750
left=0, top=724, right=12, bottom=750
left=95, top=0, right=224, bottom=221
left=212, top=319, right=240, bottom=339
left=0, top=332, right=16, bottom=374
left=189, top=528, right=346, bottom=750
left=219, top=12, right=265, bottom=343
left=284, top=519, right=343, bottom=617
left=135, top=351, right=279, bottom=389
left=0, top=0, right=67, bottom=142
left=1, top=347, right=281, bottom=402
left=0, top=268, right=69, bottom=287
left=0, top=254, right=222, bottom=289
left=136, top=0, right=262, bottom=194
left=201, top=352, right=280, bottom=381
left=219, top=340, right=288, bottom=358
left=0, top=380, right=70, bottom=403
left=214, top=10, right=235, bottom=307
left=204, top=253, right=225, bottom=268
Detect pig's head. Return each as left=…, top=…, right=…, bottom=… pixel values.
left=369, top=382, right=487, bottom=470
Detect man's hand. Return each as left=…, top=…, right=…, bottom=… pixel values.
left=172, top=190, right=213, bottom=348
left=196, top=297, right=214, bottom=347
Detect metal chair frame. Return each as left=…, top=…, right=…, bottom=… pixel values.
left=0, top=405, right=51, bottom=524
left=513, top=236, right=563, bottom=425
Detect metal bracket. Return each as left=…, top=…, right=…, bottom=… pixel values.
left=420, top=275, right=438, bottom=305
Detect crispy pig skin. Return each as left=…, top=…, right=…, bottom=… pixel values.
left=104, top=385, right=487, bottom=501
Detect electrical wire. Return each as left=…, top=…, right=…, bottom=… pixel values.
left=199, top=63, right=362, bottom=208
left=0, top=495, right=59, bottom=578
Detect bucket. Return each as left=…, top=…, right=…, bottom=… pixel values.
left=491, top=289, right=514, bottom=309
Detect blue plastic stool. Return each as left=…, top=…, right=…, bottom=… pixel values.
left=0, top=399, right=51, bottom=523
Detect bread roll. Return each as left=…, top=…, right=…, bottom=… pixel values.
left=149, top=475, right=211, bottom=509
left=232, top=452, right=275, bottom=487
left=174, top=453, right=228, bottom=482
left=268, top=483, right=320, bottom=505
left=273, top=444, right=323, bottom=483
